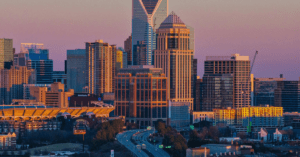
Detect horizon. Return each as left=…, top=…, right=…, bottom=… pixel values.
left=1, top=0, right=299, bottom=80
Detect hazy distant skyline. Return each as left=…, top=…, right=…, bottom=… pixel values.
left=1, top=0, right=299, bottom=80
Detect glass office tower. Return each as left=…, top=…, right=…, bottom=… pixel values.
left=132, top=0, right=168, bottom=65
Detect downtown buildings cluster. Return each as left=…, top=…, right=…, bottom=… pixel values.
left=0, top=0, right=300, bottom=150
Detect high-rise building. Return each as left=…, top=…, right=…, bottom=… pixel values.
left=86, top=40, right=116, bottom=96
left=27, top=60, right=53, bottom=84
left=123, top=52, right=128, bottom=69
left=132, top=0, right=168, bottom=65
left=53, top=71, right=67, bottom=90
left=114, top=65, right=168, bottom=127
left=274, top=79, right=300, bottom=112
left=124, top=35, right=132, bottom=65
left=154, top=12, right=194, bottom=109
left=20, top=43, right=44, bottom=53
left=201, top=74, right=234, bottom=111
left=16, top=43, right=54, bottom=84
left=204, top=54, right=251, bottom=109
left=194, top=77, right=203, bottom=111
left=0, top=66, right=36, bottom=104
left=67, top=49, right=86, bottom=93
left=116, top=49, right=123, bottom=73
left=133, top=41, right=147, bottom=65
left=0, top=39, right=14, bottom=69
left=192, top=59, right=198, bottom=110
left=187, top=26, right=195, bottom=50
left=254, top=77, right=300, bottom=112
left=254, top=77, right=286, bottom=107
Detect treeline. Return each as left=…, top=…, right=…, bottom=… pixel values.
left=156, top=121, right=188, bottom=157
left=90, top=119, right=124, bottom=150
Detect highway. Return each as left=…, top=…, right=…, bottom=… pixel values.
left=117, top=129, right=170, bottom=157
left=132, top=130, right=170, bottom=157
left=116, top=130, right=148, bottom=157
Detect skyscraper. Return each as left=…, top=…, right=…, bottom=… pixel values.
left=86, top=40, right=116, bottom=96
left=0, top=66, right=36, bottom=104
left=116, top=49, right=123, bottom=73
left=0, top=38, right=14, bottom=69
left=154, top=12, right=194, bottom=109
left=20, top=43, right=44, bottom=53
left=204, top=54, right=251, bottom=110
left=67, top=49, right=86, bottom=93
left=27, top=60, right=53, bottom=84
left=124, top=35, right=132, bottom=65
left=132, top=0, right=168, bottom=65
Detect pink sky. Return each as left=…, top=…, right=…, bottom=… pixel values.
left=0, top=0, right=299, bottom=80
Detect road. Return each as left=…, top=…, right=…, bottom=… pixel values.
left=132, top=130, right=170, bottom=157
left=117, top=129, right=170, bottom=157
left=116, top=130, right=148, bottom=157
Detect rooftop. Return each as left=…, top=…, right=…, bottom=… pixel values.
left=158, top=12, right=187, bottom=29
left=206, top=54, right=249, bottom=61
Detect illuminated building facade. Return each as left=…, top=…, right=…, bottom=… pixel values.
left=154, top=12, right=194, bottom=109
left=214, top=106, right=284, bottom=129
left=86, top=40, right=116, bottom=96
left=132, top=0, right=168, bottom=65
left=205, top=54, right=251, bottom=109
left=114, top=65, right=168, bottom=127
left=0, top=38, right=14, bottom=69
left=213, top=108, right=236, bottom=126
left=0, top=132, right=16, bottom=150
left=0, top=66, right=36, bottom=104
left=116, top=49, right=123, bottom=73
left=28, top=82, right=74, bottom=108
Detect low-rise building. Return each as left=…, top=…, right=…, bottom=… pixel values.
left=192, top=111, right=214, bottom=124
left=169, top=101, right=190, bottom=129
left=186, top=147, right=210, bottom=157
left=28, top=82, right=74, bottom=108
left=0, top=132, right=16, bottom=150
left=214, top=106, right=284, bottom=132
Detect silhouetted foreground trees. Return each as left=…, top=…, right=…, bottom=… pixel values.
left=90, top=119, right=124, bottom=150
left=155, top=121, right=188, bottom=157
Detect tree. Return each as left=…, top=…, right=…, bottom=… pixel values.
left=187, top=130, right=200, bottom=148
left=208, top=126, right=219, bottom=141
left=156, top=121, right=167, bottom=135
left=199, top=127, right=208, bottom=140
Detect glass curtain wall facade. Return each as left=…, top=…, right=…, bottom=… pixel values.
left=27, top=60, right=53, bottom=84
left=201, top=74, right=234, bottom=111
left=132, top=0, right=168, bottom=65
left=205, top=54, right=251, bottom=109
left=67, top=49, right=86, bottom=93
left=274, top=81, right=300, bottom=112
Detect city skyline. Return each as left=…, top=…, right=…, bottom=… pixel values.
left=1, top=0, right=300, bottom=80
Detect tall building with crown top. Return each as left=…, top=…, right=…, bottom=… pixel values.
left=154, top=12, right=194, bottom=110
left=132, top=0, right=168, bottom=65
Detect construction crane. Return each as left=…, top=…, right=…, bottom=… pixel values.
left=244, top=51, right=258, bottom=134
